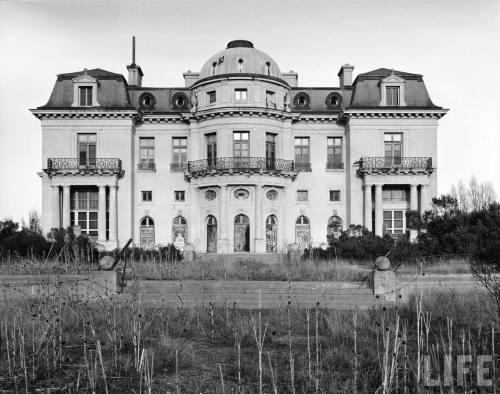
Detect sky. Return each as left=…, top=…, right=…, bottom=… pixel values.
left=0, top=0, right=499, bottom=222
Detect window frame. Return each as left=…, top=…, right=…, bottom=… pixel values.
left=174, top=190, right=186, bottom=202
left=171, top=137, right=187, bottom=172
left=70, top=189, right=100, bottom=237
left=385, top=86, right=400, bottom=106
left=383, top=210, right=405, bottom=235
left=77, top=133, right=97, bottom=166
left=326, top=137, right=343, bottom=169
left=141, top=191, right=153, bottom=202
left=139, top=137, right=155, bottom=171
left=294, top=137, right=311, bottom=172
left=235, top=88, right=248, bottom=101
left=329, top=190, right=341, bottom=202
left=297, top=189, right=309, bottom=202
left=207, top=90, right=216, bottom=104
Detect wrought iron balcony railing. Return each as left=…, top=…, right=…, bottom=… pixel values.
left=185, top=157, right=296, bottom=179
left=326, top=162, right=345, bottom=170
left=137, top=161, right=156, bottom=172
left=294, top=162, right=312, bottom=172
left=358, top=157, right=433, bottom=174
left=46, top=158, right=122, bottom=175
left=170, top=162, right=187, bottom=173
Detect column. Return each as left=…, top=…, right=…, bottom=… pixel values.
left=98, top=185, right=107, bottom=243
left=109, top=185, right=117, bottom=245
left=374, top=184, right=383, bottom=237
left=218, top=185, right=228, bottom=253
left=254, top=184, right=265, bottom=252
left=62, top=185, right=71, bottom=229
left=51, top=186, right=60, bottom=229
left=420, top=185, right=430, bottom=214
left=363, top=184, right=372, bottom=232
left=409, top=184, right=418, bottom=242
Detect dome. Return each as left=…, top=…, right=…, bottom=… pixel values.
left=198, top=40, right=282, bottom=80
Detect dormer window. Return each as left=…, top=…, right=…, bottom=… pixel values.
left=72, top=71, right=99, bottom=107
left=265, top=62, right=271, bottom=75
left=238, top=58, right=243, bottom=73
left=385, top=86, right=400, bottom=106
left=79, top=87, right=93, bottom=106
left=212, top=62, right=217, bottom=75
left=379, top=73, right=405, bottom=106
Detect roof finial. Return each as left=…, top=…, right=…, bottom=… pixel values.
left=132, top=36, right=136, bottom=65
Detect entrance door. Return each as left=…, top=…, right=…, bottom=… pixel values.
left=295, top=215, right=310, bottom=249
left=266, top=215, right=277, bottom=252
left=234, top=214, right=250, bottom=252
left=140, top=216, right=155, bottom=250
left=207, top=215, right=217, bottom=252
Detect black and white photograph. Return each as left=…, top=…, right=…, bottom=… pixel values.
left=0, top=0, right=499, bottom=391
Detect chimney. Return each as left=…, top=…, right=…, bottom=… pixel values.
left=282, top=71, right=298, bottom=87
left=338, top=64, right=354, bottom=88
left=127, top=36, right=143, bottom=87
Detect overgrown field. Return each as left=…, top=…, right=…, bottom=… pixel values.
left=0, top=286, right=497, bottom=393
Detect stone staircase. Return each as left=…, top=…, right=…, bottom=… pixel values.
left=196, top=252, right=282, bottom=265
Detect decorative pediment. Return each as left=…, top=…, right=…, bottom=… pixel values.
left=381, top=74, right=405, bottom=84
left=72, top=74, right=98, bottom=84
left=71, top=70, right=100, bottom=107
left=379, top=72, right=406, bottom=106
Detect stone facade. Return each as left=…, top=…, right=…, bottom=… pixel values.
left=32, top=39, right=447, bottom=252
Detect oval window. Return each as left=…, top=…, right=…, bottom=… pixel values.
left=139, top=93, right=156, bottom=109
left=266, top=190, right=278, bottom=201
left=234, top=188, right=250, bottom=200
left=205, top=190, right=217, bottom=201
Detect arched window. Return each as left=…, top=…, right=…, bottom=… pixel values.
left=266, top=215, right=278, bottom=252
left=206, top=215, right=217, bottom=253
left=296, top=215, right=309, bottom=225
left=295, top=215, right=310, bottom=248
left=327, top=216, right=343, bottom=238
left=140, top=216, right=155, bottom=249
left=172, top=216, right=188, bottom=250
left=234, top=214, right=250, bottom=252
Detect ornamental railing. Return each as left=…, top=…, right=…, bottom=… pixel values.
left=294, top=162, right=312, bottom=172
left=170, top=162, right=187, bottom=173
left=185, top=157, right=296, bottom=178
left=137, top=161, right=156, bottom=172
left=326, top=162, right=344, bottom=170
left=46, top=158, right=122, bottom=175
left=358, top=157, right=433, bottom=174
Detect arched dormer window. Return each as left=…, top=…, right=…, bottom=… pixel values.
left=238, top=58, right=243, bottom=73
left=212, top=62, right=217, bottom=75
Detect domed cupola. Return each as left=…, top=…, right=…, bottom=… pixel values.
left=199, top=40, right=283, bottom=80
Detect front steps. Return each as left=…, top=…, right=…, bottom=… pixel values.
left=196, top=253, right=282, bottom=265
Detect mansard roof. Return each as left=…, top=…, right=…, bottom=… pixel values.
left=56, top=68, right=126, bottom=81
left=349, top=68, right=441, bottom=109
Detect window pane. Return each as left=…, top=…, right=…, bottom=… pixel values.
left=383, top=211, right=392, bottom=220
left=394, top=211, right=403, bottom=220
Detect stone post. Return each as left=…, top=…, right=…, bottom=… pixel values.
left=62, top=185, right=71, bottom=229
left=374, top=184, right=383, bottom=237
left=371, top=256, right=397, bottom=302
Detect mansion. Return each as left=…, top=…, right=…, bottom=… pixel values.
left=32, top=39, right=447, bottom=252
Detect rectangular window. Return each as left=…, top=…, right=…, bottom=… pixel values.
left=266, top=91, right=276, bottom=108
left=329, top=190, right=341, bottom=201
left=383, top=210, right=405, bottom=235
left=171, top=137, right=187, bottom=172
left=175, top=190, right=185, bottom=202
left=208, top=90, right=216, bottom=104
left=266, top=133, right=276, bottom=169
left=139, top=137, right=155, bottom=171
left=384, top=133, right=402, bottom=165
left=327, top=137, right=343, bottom=169
left=383, top=188, right=407, bottom=202
left=386, top=86, right=400, bottom=106
left=70, top=188, right=99, bottom=237
left=297, top=190, right=308, bottom=201
left=77, top=134, right=97, bottom=166
left=294, top=137, right=311, bottom=172
left=141, top=191, right=152, bottom=202
left=79, top=87, right=93, bottom=106
left=206, top=133, right=217, bottom=167
left=233, top=131, right=249, bottom=167
left=235, top=89, right=247, bottom=101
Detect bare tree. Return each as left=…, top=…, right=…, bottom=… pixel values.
left=28, top=210, right=42, bottom=233
left=470, top=260, right=500, bottom=317
left=449, top=176, right=497, bottom=212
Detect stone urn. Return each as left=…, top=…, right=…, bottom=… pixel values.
left=99, top=255, right=115, bottom=270
left=375, top=256, right=391, bottom=271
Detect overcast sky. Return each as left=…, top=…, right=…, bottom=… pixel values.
left=0, top=0, right=499, bottom=222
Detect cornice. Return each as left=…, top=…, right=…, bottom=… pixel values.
left=30, top=109, right=140, bottom=121
left=342, top=108, right=449, bottom=120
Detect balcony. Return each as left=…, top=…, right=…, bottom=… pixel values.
left=137, top=161, right=156, bottom=172
left=358, top=157, right=433, bottom=174
left=326, top=162, right=344, bottom=170
left=185, top=157, right=297, bottom=179
left=45, top=158, right=122, bottom=176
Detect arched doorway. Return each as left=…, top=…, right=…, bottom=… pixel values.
left=172, top=216, right=188, bottom=251
left=266, top=215, right=278, bottom=252
left=206, top=215, right=217, bottom=253
left=234, top=214, right=250, bottom=252
left=295, top=215, right=310, bottom=249
left=327, top=216, right=343, bottom=239
left=140, top=216, right=155, bottom=250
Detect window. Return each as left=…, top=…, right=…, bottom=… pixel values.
left=70, top=188, right=99, bottom=237
left=171, top=137, right=187, bottom=172
left=383, top=210, right=405, bottom=235
left=175, top=191, right=185, bottom=202
left=265, top=61, right=271, bottom=75
left=266, top=133, right=276, bottom=169
left=212, top=62, right=217, bottom=75
left=142, top=191, right=152, bottom=202
left=384, top=133, right=402, bottom=165
left=266, top=189, right=278, bottom=201
left=205, top=190, right=217, bottom=201
left=266, top=91, right=276, bottom=108
left=238, top=58, right=243, bottom=73
left=295, top=137, right=311, bottom=171
left=208, top=90, right=216, bottom=104
left=79, top=87, right=93, bottom=106
left=234, top=188, right=250, bottom=200
left=327, top=137, right=343, bottom=169
left=139, top=137, right=155, bottom=171
left=329, top=190, right=341, bottom=201
left=235, top=89, right=247, bottom=101
left=207, top=134, right=217, bottom=167
left=297, top=190, right=308, bottom=201
left=386, top=87, right=400, bottom=106
left=77, top=134, right=96, bottom=166
left=233, top=132, right=249, bottom=166
left=294, top=92, right=310, bottom=108
left=139, top=93, right=155, bottom=109
left=327, top=216, right=343, bottom=237
left=383, top=188, right=407, bottom=201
